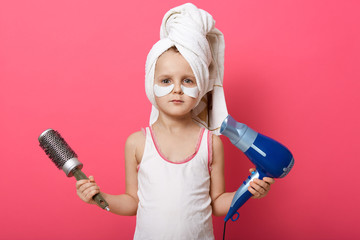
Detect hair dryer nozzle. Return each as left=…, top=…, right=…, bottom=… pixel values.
left=220, top=115, right=258, bottom=152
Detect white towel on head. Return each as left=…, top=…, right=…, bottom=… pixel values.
left=145, top=3, right=228, bottom=135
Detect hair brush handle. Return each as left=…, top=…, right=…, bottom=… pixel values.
left=72, top=168, right=110, bottom=211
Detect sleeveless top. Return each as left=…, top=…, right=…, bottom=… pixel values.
left=134, top=127, right=214, bottom=240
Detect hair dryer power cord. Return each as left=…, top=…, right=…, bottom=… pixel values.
left=223, top=220, right=227, bottom=240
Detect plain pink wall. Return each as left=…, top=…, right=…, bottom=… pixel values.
left=1, top=0, right=359, bottom=239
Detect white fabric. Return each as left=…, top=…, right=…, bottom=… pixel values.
left=134, top=127, right=214, bottom=240
left=145, top=3, right=228, bottom=135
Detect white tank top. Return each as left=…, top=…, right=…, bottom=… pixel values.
left=134, top=127, right=214, bottom=240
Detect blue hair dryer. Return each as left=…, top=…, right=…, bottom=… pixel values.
left=220, top=115, right=294, bottom=222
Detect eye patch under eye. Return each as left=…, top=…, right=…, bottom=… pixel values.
left=153, top=84, right=199, bottom=98
left=154, top=84, right=174, bottom=97
left=181, top=85, right=199, bottom=98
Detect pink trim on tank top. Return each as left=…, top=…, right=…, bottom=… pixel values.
left=207, top=131, right=213, bottom=174
left=149, top=127, right=205, bottom=164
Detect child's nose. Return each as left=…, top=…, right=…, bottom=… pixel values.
left=173, top=82, right=183, bottom=94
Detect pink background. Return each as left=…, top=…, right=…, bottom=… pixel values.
left=1, top=0, right=359, bottom=239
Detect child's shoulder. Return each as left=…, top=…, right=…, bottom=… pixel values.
left=126, top=129, right=146, bottom=148
left=125, top=130, right=147, bottom=163
left=212, top=133, right=223, bottom=149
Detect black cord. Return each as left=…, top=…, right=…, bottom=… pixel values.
left=223, top=220, right=227, bottom=240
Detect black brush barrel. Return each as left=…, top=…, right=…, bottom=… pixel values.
left=38, top=129, right=78, bottom=169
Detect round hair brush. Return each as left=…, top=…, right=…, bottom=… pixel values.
left=38, top=129, right=110, bottom=211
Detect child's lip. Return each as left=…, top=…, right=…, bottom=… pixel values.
left=170, top=99, right=184, bottom=103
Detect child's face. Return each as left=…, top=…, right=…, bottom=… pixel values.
left=154, top=48, right=199, bottom=118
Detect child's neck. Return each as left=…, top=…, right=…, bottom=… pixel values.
left=153, top=113, right=198, bottom=133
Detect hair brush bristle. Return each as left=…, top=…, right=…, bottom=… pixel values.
left=39, top=129, right=78, bottom=169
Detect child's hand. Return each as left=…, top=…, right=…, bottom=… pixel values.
left=76, top=176, right=100, bottom=204
left=248, top=168, right=275, bottom=199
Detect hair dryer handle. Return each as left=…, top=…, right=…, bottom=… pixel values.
left=224, top=169, right=266, bottom=222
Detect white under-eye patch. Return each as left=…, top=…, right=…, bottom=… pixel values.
left=181, top=85, right=199, bottom=98
left=154, top=84, right=174, bottom=97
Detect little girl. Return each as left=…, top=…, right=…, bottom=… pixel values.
left=76, top=4, right=274, bottom=240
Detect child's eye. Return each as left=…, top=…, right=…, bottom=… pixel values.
left=183, top=78, right=195, bottom=85
left=161, top=79, right=171, bottom=84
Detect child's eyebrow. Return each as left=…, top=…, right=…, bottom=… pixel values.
left=156, top=74, right=172, bottom=79
left=184, top=74, right=196, bottom=79
left=155, top=73, right=196, bottom=81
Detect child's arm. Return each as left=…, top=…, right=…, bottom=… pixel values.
left=76, top=131, right=144, bottom=216
left=209, top=135, right=275, bottom=216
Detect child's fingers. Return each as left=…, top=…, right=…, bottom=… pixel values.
left=249, top=179, right=271, bottom=199
left=82, top=184, right=99, bottom=195
left=75, top=175, right=100, bottom=204
left=248, top=186, right=261, bottom=198
left=77, top=184, right=99, bottom=203
left=248, top=169, right=274, bottom=185
left=76, top=179, right=90, bottom=189
left=88, top=176, right=95, bottom=182
left=83, top=186, right=100, bottom=201
left=78, top=181, right=97, bottom=194
left=250, top=180, right=266, bottom=194
left=263, top=177, right=275, bottom=185
left=246, top=169, right=274, bottom=199
left=253, top=178, right=271, bottom=191
left=76, top=176, right=95, bottom=187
